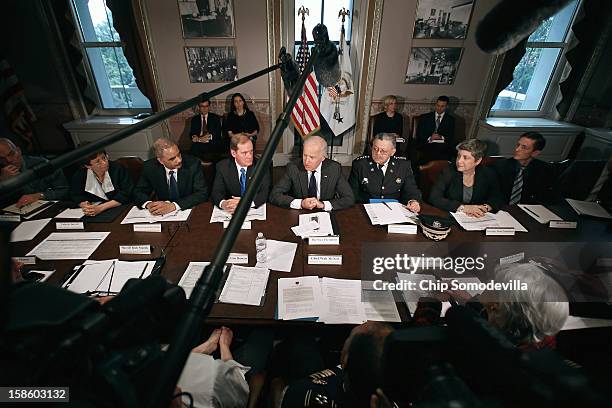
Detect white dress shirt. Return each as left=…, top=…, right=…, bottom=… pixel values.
left=219, top=161, right=255, bottom=209
left=290, top=161, right=333, bottom=211
left=142, top=165, right=181, bottom=211
left=428, top=111, right=446, bottom=143
left=84, top=169, right=114, bottom=200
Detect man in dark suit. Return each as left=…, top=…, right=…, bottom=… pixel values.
left=349, top=133, right=422, bottom=211
left=270, top=135, right=354, bottom=211
left=211, top=134, right=270, bottom=213
left=189, top=99, right=225, bottom=162
left=559, top=158, right=612, bottom=212
left=134, top=138, right=209, bottom=215
left=415, top=95, right=455, bottom=163
left=494, top=132, right=558, bottom=205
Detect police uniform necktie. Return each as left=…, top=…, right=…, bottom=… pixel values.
left=377, top=163, right=384, bottom=176
left=240, top=168, right=246, bottom=196
left=509, top=166, right=525, bottom=205
left=308, top=170, right=317, bottom=198
left=169, top=170, right=179, bottom=201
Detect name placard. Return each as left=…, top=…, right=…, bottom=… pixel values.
left=0, top=214, right=21, bottom=222
left=119, top=245, right=151, bottom=255
left=227, top=253, right=249, bottom=264
left=56, top=222, right=84, bottom=230
left=499, top=252, right=525, bottom=265
left=307, top=254, right=343, bottom=265
left=388, top=224, right=418, bottom=234
left=12, top=256, right=36, bottom=265
left=223, top=220, right=252, bottom=230
left=485, top=227, right=515, bottom=236
left=308, top=235, right=340, bottom=245
left=134, top=223, right=162, bottom=232
left=549, top=220, right=577, bottom=229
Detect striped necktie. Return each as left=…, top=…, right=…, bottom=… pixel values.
left=240, top=168, right=246, bottom=196
left=509, top=166, right=525, bottom=205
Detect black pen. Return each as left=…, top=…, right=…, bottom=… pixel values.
left=382, top=201, right=392, bottom=210
left=522, top=206, right=541, bottom=220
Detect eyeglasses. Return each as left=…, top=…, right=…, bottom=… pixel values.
left=372, top=146, right=391, bottom=155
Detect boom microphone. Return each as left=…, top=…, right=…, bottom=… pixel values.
left=476, top=0, right=574, bottom=54
left=278, top=46, right=300, bottom=94
left=312, top=23, right=341, bottom=87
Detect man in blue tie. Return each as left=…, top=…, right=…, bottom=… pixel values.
left=134, top=138, right=209, bottom=215
left=211, top=134, right=270, bottom=214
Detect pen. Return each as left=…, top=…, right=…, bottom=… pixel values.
left=382, top=201, right=392, bottom=210
left=522, top=206, right=540, bottom=220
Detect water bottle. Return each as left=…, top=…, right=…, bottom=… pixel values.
left=256, top=232, right=267, bottom=263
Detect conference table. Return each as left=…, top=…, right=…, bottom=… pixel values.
left=9, top=201, right=612, bottom=326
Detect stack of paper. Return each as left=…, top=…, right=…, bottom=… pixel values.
left=218, top=265, right=270, bottom=306
left=55, top=208, right=85, bottom=219
left=255, top=239, right=297, bottom=272
left=27, top=231, right=110, bottom=260
left=518, top=204, right=562, bottom=224
left=210, top=204, right=267, bottom=223
left=9, top=218, right=51, bottom=242
left=277, top=276, right=322, bottom=320
left=178, top=262, right=210, bottom=299
left=364, top=202, right=417, bottom=226
left=63, top=259, right=155, bottom=294
left=120, top=206, right=192, bottom=224
left=451, top=211, right=527, bottom=232
left=566, top=198, right=611, bottom=219
left=295, top=212, right=334, bottom=237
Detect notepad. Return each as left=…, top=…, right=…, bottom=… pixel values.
left=218, top=265, right=270, bottom=306
left=566, top=198, right=611, bottom=219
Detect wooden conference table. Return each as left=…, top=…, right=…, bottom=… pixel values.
left=10, top=202, right=612, bottom=325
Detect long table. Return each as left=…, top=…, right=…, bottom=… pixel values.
left=8, top=202, right=612, bottom=325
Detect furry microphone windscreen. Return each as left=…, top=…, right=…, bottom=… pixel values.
left=312, top=23, right=341, bottom=87
left=476, top=0, right=574, bottom=54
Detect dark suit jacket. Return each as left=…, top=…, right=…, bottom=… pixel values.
left=211, top=157, right=270, bottom=207
left=348, top=155, right=422, bottom=204
left=429, top=165, right=503, bottom=212
left=494, top=158, right=558, bottom=205
left=415, top=111, right=455, bottom=162
left=559, top=160, right=611, bottom=211
left=133, top=154, right=209, bottom=209
left=270, top=159, right=354, bottom=210
left=70, top=161, right=134, bottom=205
left=189, top=112, right=225, bottom=155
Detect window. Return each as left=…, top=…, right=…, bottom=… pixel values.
left=293, top=0, right=353, bottom=57
left=71, top=0, right=151, bottom=110
left=490, top=0, right=580, bottom=114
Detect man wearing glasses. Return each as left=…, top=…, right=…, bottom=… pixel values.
left=348, top=133, right=422, bottom=213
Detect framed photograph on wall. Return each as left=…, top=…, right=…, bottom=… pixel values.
left=413, top=0, right=475, bottom=39
left=185, top=46, right=238, bottom=83
left=405, top=47, right=463, bottom=85
left=178, top=0, right=235, bottom=38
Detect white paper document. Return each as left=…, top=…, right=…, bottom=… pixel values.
left=120, top=206, right=192, bottom=224
left=178, top=262, right=210, bottom=299
left=26, top=231, right=110, bottom=260
left=64, top=259, right=155, bottom=294
left=566, top=198, right=611, bottom=219
left=291, top=220, right=319, bottom=238
left=364, top=202, right=417, bottom=226
left=361, top=288, right=402, bottom=322
left=219, top=265, right=270, bottom=306
left=9, top=218, right=51, bottom=242
left=3, top=200, right=52, bottom=216
left=451, top=211, right=527, bottom=232
left=518, top=204, right=562, bottom=224
left=210, top=204, right=267, bottom=223
left=55, top=208, right=85, bottom=219
left=298, top=212, right=334, bottom=237
left=277, top=276, right=322, bottom=320
left=256, top=239, right=297, bottom=272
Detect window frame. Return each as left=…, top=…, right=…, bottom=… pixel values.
left=488, top=0, right=581, bottom=118
left=68, top=0, right=151, bottom=115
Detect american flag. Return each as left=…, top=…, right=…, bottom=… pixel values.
left=290, top=19, right=320, bottom=138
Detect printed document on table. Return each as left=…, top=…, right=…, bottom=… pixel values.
left=120, top=206, right=192, bottom=224
left=10, top=218, right=51, bottom=242
left=178, top=262, right=210, bottom=299
left=64, top=260, right=115, bottom=294
left=65, top=259, right=155, bottom=294
left=210, top=204, right=267, bottom=223
left=291, top=220, right=319, bottom=238
left=566, top=198, right=612, bottom=219
left=98, top=260, right=155, bottom=293
left=298, top=212, right=333, bottom=236
left=451, top=211, right=527, bottom=232
left=319, top=278, right=365, bottom=324
left=518, top=204, right=562, bottom=224
left=361, top=287, right=401, bottom=322
left=277, top=276, right=322, bottom=320
left=26, top=231, right=110, bottom=260
left=55, top=208, right=85, bottom=219
left=218, top=265, right=270, bottom=306
left=494, top=211, right=528, bottom=232
left=364, top=202, right=417, bottom=226
left=256, top=239, right=297, bottom=272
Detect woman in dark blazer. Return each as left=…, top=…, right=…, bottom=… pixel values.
left=429, top=139, right=502, bottom=217
left=224, top=92, right=260, bottom=146
left=70, top=150, right=134, bottom=216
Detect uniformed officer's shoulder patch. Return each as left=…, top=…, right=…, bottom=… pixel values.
left=355, top=155, right=369, bottom=161
left=394, top=156, right=407, bottom=160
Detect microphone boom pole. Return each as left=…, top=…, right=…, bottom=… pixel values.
left=149, top=48, right=320, bottom=408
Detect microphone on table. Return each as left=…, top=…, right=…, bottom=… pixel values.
left=312, top=23, right=341, bottom=87
left=475, top=0, right=574, bottom=54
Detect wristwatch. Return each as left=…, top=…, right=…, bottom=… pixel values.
left=39, top=192, right=45, bottom=200
left=458, top=205, right=465, bottom=212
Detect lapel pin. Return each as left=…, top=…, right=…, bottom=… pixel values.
left=396, top=178, right=401, bottom=184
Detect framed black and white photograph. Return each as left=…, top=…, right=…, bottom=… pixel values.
left=177, top=0, right=235, bottom=38
left=185, top=46, right=238, bottom=83
left=405, top=47, right=463, bottom=85
left=413, top=0, right=475, bottom=39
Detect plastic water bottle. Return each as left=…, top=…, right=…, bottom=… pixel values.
left=256, top=232, right=267, bottom=263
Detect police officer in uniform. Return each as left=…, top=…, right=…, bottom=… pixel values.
left=349, top=133, right=422, bottom=213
